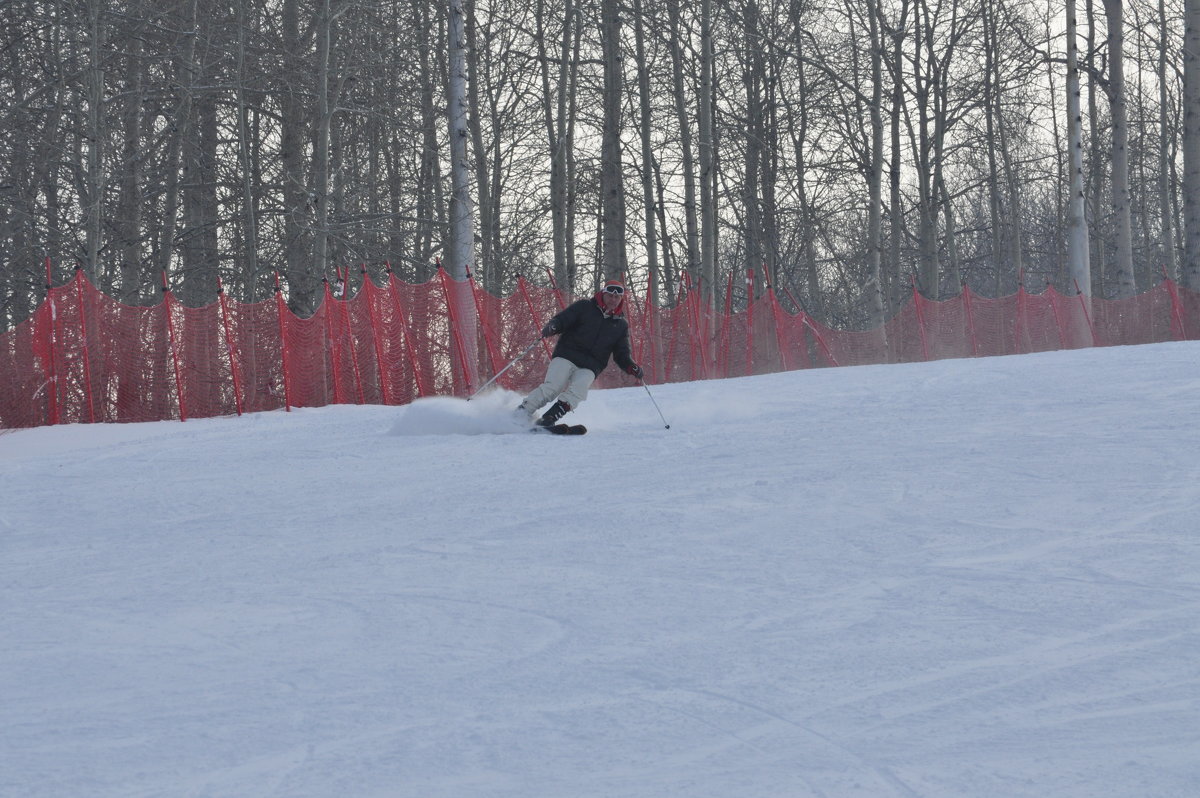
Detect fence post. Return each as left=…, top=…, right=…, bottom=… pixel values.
left=1163, top=268, right=1188, bottom=340
left=717, top=269, right=734, bottom=378
left=342, top=267, right=366, bottom=404
left=467, top=268, right=503, bottom=380
left=961, top=283, right=979, bottom=356
left=386, top=264, right=431, bottom=398
left=1073, top=278, right=1100, bottom=346
left=438, top=264, right=475, bottom=396
left=74, top=266, right=96, bottom=423
left=763, top=271, right=792, bottom=372
left=322, top=278, right=345, bottom=404
left=745, top=269, right=755, bottom=376
left=688, top=271, right=709, bottom=380
left=643, top=284, right=659, bottom=382
left=361, top=268, right=391, bottom=405
left=517, top=275, right=555, bottom=364
left=663, top=277, right=686, bottom=380
left=1014, top=272, right=1027, bottom=354
left=274, top=271, right=292, bottom=411
left=42, top=257, right=61, bottom=425
left=620, top=270, right=649, bottom=371
left=216, top=277, right=244, bottom=416
left=544, top=266, right=567, bottom=310
left=911, top=275, right=930, bottom=361
left=780, top=284, right=839, bottom=367
left=161, top=272, right=188, bottom=421
left=1048, top=282, right=1066, bottom=349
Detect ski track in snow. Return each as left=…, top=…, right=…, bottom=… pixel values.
left=3, top=342, right=1200, bottom=797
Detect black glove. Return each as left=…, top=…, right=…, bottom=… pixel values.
left=541, top=320, right=559, bottom=338
left=626, top=363, right=644, bottom=379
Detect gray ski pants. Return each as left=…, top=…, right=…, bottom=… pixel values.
left=520, top=357, right=596, bottom=414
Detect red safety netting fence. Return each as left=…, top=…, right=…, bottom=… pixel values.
left=2, top=264, right=1198, bottom=429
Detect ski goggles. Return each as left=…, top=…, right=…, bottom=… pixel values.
left=602, top=284, right=625, bottom=295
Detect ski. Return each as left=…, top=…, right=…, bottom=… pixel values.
left=532, top=423, right=587, bottom=435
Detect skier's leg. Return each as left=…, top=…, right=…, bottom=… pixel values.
left=557, top=367, right=596, bottom=409
left=518, top=358, right=573, bottom=417
left=534, top=365, right=595, bottom=427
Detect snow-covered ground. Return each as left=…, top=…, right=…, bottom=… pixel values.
left=3, top=342, right=1199, bottom=798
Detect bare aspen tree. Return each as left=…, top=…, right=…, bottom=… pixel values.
left=234, top=0, right=259, bottom=295
left=741, top=0, right=766, bottom=295
left=115, top=26, right=145, bottom=303
left=1086, top=0, right=1107, bottom=292
left=1105, top=0, right=1137, bottom=296
left=181, top=33, right=221, bottom=304
left=447, top=0, right=479, bottom=388
left=993, top=0, right=1025, bottom=291
left=312, top=0, right=341, bottom=291
left=907, top=0, right=976, bottom=299
left=632, top=0, right=661, bottom=304
left=535, top=0, right=581, bottom=290
left=83, top=0, right=105, bottom=282
left=535, top=0, right=565, bottom=284
left=699, top=0, right=718, bottom=306
left=464, top=0, right=495, bottom=289
left=887, top=0, right=911, bottom=311
left=983, top=0, right=1013, bottom=291
left=666, top=0, right=701, bottom=287
left=1159, top=0, right=1178, bottom=279
left=417, top=0, right=447, bottom=273
left=1184, top=0, right=1200, bottom=290
left=600, top=0, right=627, bottom=280
left=1067, top=0, right=1094, bottom=296
left=866, top=0, right=886, bottom=325
left=784, top=0, right=821, bottom=317
left=447, top=0, right=477, bottom=283
left=911, top=0, right=939, bottom=297
left=279, top=0, right=313, bottom=303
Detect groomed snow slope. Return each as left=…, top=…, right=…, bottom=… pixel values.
left=3, top=342, right=1199, bottom=797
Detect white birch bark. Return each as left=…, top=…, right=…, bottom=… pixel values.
left=1182, top=0, right=1200, bottom=290
left=1104, top=0, right=1136, bottom=297
left=1066, top=0, right=1093, bottom=297
left=447, top=0, right=478, bottom=387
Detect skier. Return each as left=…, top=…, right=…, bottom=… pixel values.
left=517, top=279, right=644, bottom=429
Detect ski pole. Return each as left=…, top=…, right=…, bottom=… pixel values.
left=640, top=380, right=670, bottom=429
left=468, top=338, right=542, bottom=400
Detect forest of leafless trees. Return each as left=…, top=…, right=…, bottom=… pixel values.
left=2, top=0, right=1198, bottom=330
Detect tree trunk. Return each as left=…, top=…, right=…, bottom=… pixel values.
left=888, top=1, right=909, bottom=312
left=1161, top=0, right=1179, bottom=281
left=313, top=0, right=336, bottom=291
left=632, top=0, right=659, bottom=304
left=1104, top=0, right=1136, bottom=297
left=447, top=0, right=479, bottom=388
left=465, top=0, right=496, bottom=289
left=117, top=31, right=144, bottom=303
left=866, top=0, right=886, bottom=325
left=235, top=0, right=260, bottom=295
left=1086, top=0, right=1106, bottom=294
left=667, top=0, right=700, bottom=285
left=742, top=0, right=764, bottom=296
left=1067, top=0, right=1093, bottom=296
left=599, top=0, right=626, bottom=280
left=1183, top=0, right=1200, bottom=290
left=280, top=0, right=311, bottom=302
left=698, top=0, right=717, bottom=308
left=83, top=0, right=105, bottom=283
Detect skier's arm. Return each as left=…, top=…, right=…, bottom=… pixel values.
left=612, top=328, right=636, bottom=373
left=542, top=301, right=584, bottom=337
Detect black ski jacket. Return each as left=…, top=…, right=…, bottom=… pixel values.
left=546, top=297, right=635, bottom=377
